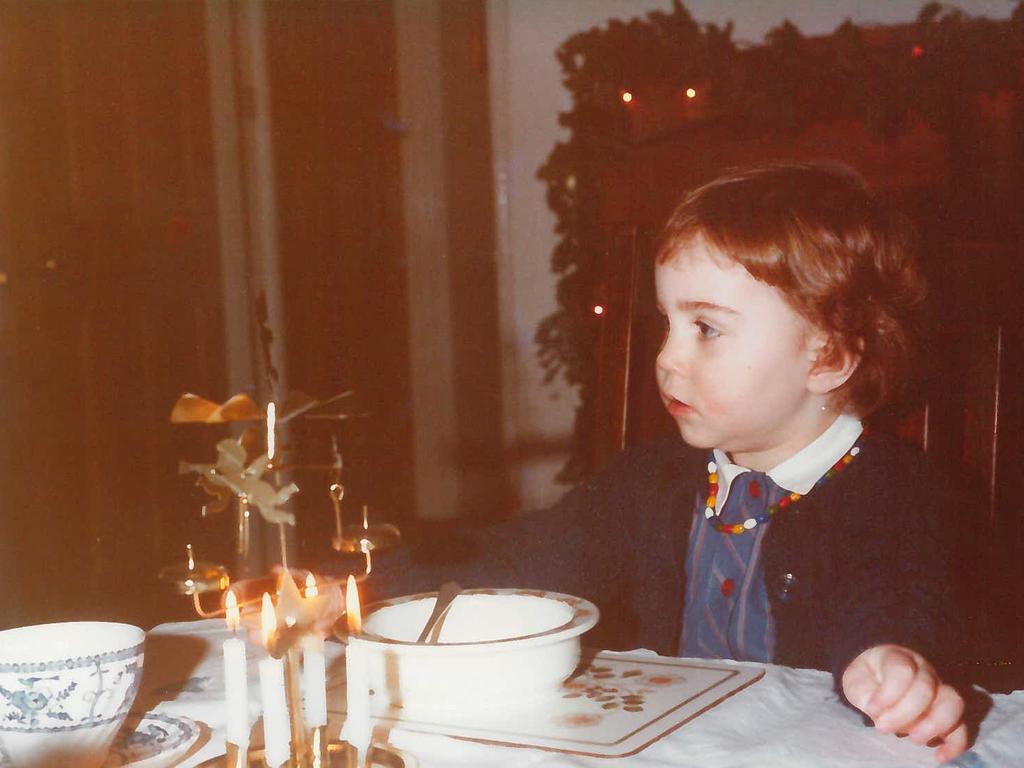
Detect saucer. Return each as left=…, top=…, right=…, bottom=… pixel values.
left=0, top=713, right=203, bottom=768
left=106, top=712, right=201, bottom=767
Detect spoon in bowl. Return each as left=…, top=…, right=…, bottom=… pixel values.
left=416, top=581, right=462, bottom=644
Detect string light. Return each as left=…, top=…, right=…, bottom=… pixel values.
left=686, top=87, right=697, bottom=98
left=593, top=305, right=605, bottom=316
left=621, top=91, right=633, bottom=104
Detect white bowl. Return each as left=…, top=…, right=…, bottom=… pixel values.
left=0, top=622, right=145, bottom=768
left=355, top=589, right=598, bottom=712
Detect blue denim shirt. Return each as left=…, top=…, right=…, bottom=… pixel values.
left=680, top=468, right=785, bottom=661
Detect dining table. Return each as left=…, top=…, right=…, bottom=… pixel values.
left=137, top=619, right=1023, bottom=768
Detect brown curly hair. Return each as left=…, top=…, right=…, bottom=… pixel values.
left=656, top=161, right=926, bottom=417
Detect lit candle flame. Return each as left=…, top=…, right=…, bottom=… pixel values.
left=261, top=592, right=276, bottom=649
left=305, top=573, right=318, bottom=598
left=266, top=402, right=277, bottom=462
left=345, top=574, right=362, bottom=634
left=226, top=590, right=240, bottom=633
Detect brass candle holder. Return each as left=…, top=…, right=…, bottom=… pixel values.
left=282, top=647, right=309, bottom=764
left=202, top=741, right=415, bottom=767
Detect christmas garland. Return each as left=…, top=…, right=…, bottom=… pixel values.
left=537, top=0, right=1024, bottom=482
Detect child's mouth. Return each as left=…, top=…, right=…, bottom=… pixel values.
left=663, top=394, right=693, bottom=416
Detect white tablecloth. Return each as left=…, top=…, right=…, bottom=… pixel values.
left=142, top=620, right=1024, bottom=768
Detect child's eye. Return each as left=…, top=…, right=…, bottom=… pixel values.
left=696, top=320, right=720, bottom=339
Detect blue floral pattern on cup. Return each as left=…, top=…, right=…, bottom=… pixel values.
left=0, top=646, right=143, bottom=734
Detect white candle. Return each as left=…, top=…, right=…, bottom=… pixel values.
left=258, top=593, right=291, bottom=768
left=302, top=574, right=328, bottom=727
left=223, top=591, right=250, bottom=749
left=266, top=401, right=277, bottom=462
left=343, top=575, right=372, bottom=760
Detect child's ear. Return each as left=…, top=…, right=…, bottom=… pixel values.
left=805, top=332, right=860, bottom=394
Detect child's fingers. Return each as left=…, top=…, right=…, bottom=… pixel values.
left=840, top=661, right=879, bottom=713
left=906, top=683, right=965, bottom=745
left=842, top=646, right=966, bottom=763
left=868, top=655, right=937, bottom=733
left=934, top=722, right=969, bottom=763
left=864, top=649, right=922, bottom=719
left=873, top=674, right=937, bottom=733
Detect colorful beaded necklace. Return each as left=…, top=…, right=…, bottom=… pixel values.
left=704, top=436, right=864, bottom=535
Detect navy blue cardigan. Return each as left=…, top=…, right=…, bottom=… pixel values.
left=372, top=431, right=960, bottom=690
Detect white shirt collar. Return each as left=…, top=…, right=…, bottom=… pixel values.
left=711, top=414, right=863, bottom=512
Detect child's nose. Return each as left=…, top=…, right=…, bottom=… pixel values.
left=656, top=334, right=689, bottom=378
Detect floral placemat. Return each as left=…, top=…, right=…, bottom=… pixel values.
left=330, top=651, right=763, bottom=758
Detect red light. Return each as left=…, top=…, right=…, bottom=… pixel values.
left=911, top=45, right=924, bottom=58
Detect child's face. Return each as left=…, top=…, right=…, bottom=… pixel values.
left=655, top=236, right=835, bottom=470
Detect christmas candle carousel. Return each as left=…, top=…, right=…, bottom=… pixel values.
left=157, top=391, right=409, bottom=768
left=158, top=391, right=400, bottom=610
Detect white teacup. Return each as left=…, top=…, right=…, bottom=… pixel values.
left=0, top=622, right=145, bottom=768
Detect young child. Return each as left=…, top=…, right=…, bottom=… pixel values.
left=377, top=161, right=966, bottom=762
left=653, top=162, right=964, bottom=761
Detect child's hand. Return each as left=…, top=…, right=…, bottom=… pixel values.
left=842, top=644, right=966, bottom=763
